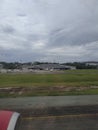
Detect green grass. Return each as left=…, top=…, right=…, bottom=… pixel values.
left=0, top=69, right=98, bottom=97
left=0, top=69, right=98, bottom=87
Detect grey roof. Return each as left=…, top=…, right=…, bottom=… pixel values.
left=28, top=63, right=74, bottom=70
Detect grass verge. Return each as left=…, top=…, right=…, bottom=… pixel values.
left=0, top=69, right=98, bottom=97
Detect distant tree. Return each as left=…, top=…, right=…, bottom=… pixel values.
left=33, top=61, right=41, bottom=65
left=63, top=62, right=97, bottom=69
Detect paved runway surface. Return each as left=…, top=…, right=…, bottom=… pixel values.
left=17, top=114, right=98, bottom=130
left=1, top=95, right=98, bottom=130
left=1, top=95, right=98, bottom=109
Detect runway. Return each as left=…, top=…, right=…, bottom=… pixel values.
left=1, top=95, right=98, bottom=130
left=18, top=113, right=98, bottom=130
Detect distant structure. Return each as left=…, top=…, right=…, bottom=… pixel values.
left=0, top=62, right=76, bottom=73
left=85, top=62, right=98, bottom=66
left=84, top=62, right=98, bottom=69
left=22, top=63, right=76, bottom=71
left=1, top=61, right=98, bottom=73
left=0, top=64, right=3, bottom=69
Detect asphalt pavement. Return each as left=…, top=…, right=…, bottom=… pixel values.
left=1, top=95, right=98, bottom=130
left=1, top=95, right=98, bottom=110
left=18, top=114, right=98, bottom=130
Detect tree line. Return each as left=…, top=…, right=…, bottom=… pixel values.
left=0, top=61, right=98, bottom=69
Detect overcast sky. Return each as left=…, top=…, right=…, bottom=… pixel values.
left=0, top=0, right=98, bottom=63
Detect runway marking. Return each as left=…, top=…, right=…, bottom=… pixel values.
left=23, top=113, right=98, bottom=120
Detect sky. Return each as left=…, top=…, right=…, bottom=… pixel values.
left=0, top=0, right=98, bottom=63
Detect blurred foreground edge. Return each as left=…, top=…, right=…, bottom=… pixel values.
left=0, top=110, right=20, bottom=130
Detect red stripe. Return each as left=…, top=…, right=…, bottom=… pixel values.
left=0, top=111, right=13, bottom=130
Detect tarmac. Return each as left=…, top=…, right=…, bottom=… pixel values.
left=1, top=95, right=98, bottom=108
left=1, top=95, right=98, bottom=116
left=1, top=95, right=98, bottom=130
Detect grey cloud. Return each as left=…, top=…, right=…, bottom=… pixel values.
left=0, top=48, right=46, bottom=62
left=0, top=25, right=15, bottom=34
left=26, top=33, right=47, bottom=42
left=0, top=0, right=98, bottom=62
left=44, top=0, right=98, bottom=49
left=17, top=13, right=27, bottom=17
left=48, top=19, right=98, bottom=47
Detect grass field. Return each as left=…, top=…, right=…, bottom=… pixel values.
left=0, top=69, right=98, bottom=97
